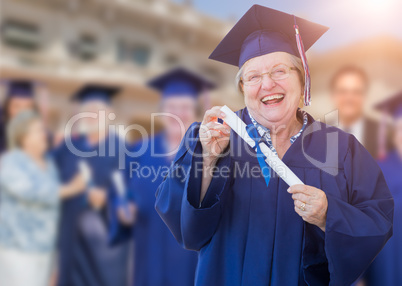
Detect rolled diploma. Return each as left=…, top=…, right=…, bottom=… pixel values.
left=220, top=105, right=304, bottom=187
left=78, top=160, right=92, bottom=186
left=111, top=171, right=130, bottom=218
left=111, top=171, right=126, bottom=198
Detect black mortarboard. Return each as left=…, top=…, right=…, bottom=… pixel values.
left=375, top=92, right=402, bottom=119
left=3, top=80, right=36, bottom=98
left=148, top=68, right=215, bottom=99
left=209, top=5, right=329, bottom=106
left=72, top=84, right=120, bottom=104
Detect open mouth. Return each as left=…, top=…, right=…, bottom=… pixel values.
left=261, top=94, right=285, bottom=105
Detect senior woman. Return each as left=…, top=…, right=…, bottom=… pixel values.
left=0, top=111, right=84, bottom=286
left=155, top=5, right=393, bottom=286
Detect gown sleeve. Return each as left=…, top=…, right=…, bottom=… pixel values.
left=303, top=136, right=394, bottom=286
left=107, top=179, right=133, bottom=245
left=51, top=140, right=91, bottom=207
left=155, top=122, right=232, bottom=251
left=108, top=143, right=135, bottom=245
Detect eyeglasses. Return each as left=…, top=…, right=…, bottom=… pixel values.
left=241, top=64, right=298, bottom=86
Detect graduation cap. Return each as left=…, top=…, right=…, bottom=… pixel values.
left=375, top=92, right=402, bottom=119
left=375, top=92, right=402, bottom=159
left=2, top=80, right=37, bottom=99
left=72, top=84, right=120, bottom=104
left=148, top=68, right=215, bottom=99
left=209, top=5, right=329, bottom=106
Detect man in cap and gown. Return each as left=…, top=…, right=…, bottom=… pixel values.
left=155, top=5, right=393, bottom=286
left=110, top=68, right=215, bottom=286
left=53, top=84, right=130, bottom=286
left=362, top=92, right=402, bottom=286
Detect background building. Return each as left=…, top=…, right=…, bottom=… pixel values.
left=1, top=0, right=402, bottom=137
left=0, top=0, right=241, bottom=137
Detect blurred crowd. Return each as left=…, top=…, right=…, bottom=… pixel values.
left=0, top=1, right=401, bottom=286
left=0, top=61, right=401, bottom=286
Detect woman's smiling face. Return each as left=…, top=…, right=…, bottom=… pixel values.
left=241, top=52, right=303, bottom=127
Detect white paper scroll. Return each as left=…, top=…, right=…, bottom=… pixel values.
left=111, top=171, right=126, bottom=198
left=78, top=160, right=92, bottom=186
left=220, top=105, right=304, bottom=187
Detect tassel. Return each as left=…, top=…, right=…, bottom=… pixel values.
left=293, top=16, right=311, bottom=106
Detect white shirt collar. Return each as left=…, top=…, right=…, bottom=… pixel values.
left=339, top=118, right=365, bottom=144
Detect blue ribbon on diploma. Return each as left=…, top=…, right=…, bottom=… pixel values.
left=246, top=124, right=271, bottom=187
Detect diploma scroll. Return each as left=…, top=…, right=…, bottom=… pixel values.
left=111, top=171, right=131, bottom=218
left=220, top=105, right=304, bottom=187
left=78, top=160, right=93, bottom=187
left=111, top=171, right=126, bottom=198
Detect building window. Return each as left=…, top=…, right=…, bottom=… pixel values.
left=1, top=20, right=41, bottom=51
left=69, top=34, right=98, bottom=61
left=164, top=54, right=179, bottom=67
left=132, top=45, right=151, bottom=66
left=117, top=40, right=151, bottom=67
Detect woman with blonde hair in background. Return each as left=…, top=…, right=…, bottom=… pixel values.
left=0, top=80, right=38, bottom=154
left=0, top=110, right=85, bottom=286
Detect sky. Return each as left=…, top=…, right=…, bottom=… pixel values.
left=173, top=0, right=402, bottom=52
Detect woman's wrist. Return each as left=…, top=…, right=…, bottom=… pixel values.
left=200, top=155, right=218, bottom=204
left=318, top=221, right=326, bottom=232
left=60, top=181, right=82, bottom=199
left=201, top=140, right=218, bottom=167
left=203, top=154, right=218, bottom=168
left=59, top=185, right=71, bottom=199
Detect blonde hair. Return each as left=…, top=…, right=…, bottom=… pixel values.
left=235, top=53, right=305, bottom=98
left=6, top=110, right=40, bottom=150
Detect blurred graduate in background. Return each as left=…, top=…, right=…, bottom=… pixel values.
left=53, top=85, right=130, bottom=286
left=329, top=67, right=382, bottom=158
left=363, top=92, right=402, bottom=286
left=0, top=80, right=38, bottom=154
left=110, top=68, right=214, bottom=286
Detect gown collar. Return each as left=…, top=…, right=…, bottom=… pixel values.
left=247, top=108, right=308, bottom=156
left=232, top=108, right=318, bottom=168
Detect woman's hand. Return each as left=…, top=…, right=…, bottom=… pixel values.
left=288, top=184, right=328, bottom=232
left=70, top=173, right=86, bottom=194
left=59, top=173, right=86, bottom=199
left=198, top=106, right=231, bottom=203
left=88, top=188, right=107, bottom=210
left=199, top=106, right=231, bottom=167
left=117, top=203, right=138, bottom=226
